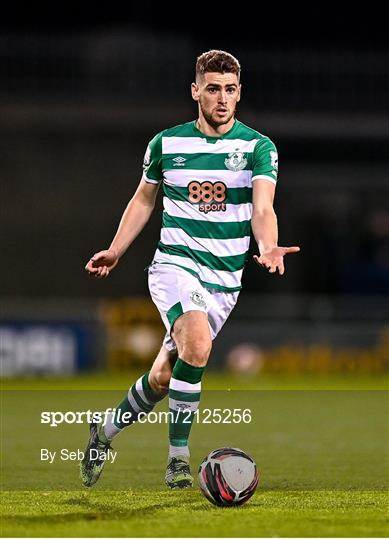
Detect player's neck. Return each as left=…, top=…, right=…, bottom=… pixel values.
left=195, top=116, right=236, bottom=137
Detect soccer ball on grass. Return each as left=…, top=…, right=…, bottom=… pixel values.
left=198, top=447, right=259, bottom=506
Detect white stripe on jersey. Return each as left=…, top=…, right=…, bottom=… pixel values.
left=162, top=137, right=259, bottom=155
left=160, top=228, right=250, bottom=258
left=163, top=197, right=252, bottom=223
left=164, top=169, right=252, bottom=188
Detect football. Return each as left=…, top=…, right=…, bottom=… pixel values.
left=198, top=447, right=259, bottom=506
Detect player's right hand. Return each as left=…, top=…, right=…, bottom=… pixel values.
left=85, top=249, right=119, bottom=279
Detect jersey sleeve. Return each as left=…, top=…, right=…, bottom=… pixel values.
left=142, top=132, right=163, bottom=184
left=252, top=137, right=278, bottom=185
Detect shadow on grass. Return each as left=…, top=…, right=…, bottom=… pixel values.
left=1, top=490, right=265, bottom=528
left=1, top=491, right=216, bottom=527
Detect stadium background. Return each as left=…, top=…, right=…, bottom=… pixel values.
left=1, top=8, right=388, bottom=538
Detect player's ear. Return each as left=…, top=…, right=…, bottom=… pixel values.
left=191, top=82, right=200, bottom=102
left=237, top=83, right=242, bottom=103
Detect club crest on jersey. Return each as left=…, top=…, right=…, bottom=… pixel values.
left=224, top=150, right=247, bottom=171
left=190, top=291, right=206, bottom=308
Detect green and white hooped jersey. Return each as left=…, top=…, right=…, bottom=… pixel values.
left=142, top=120, right=278, bottom=292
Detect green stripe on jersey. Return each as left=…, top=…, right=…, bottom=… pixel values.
left=162, top=212, right=251, bottom=239
left=158, top=242, right=247, bottom=272
left=163, top=184, right=252, bottom=205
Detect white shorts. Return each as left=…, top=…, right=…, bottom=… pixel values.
left=148, top=262, right=240, bottom=352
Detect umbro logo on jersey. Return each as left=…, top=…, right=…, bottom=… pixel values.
left=172, top=156, right=186, bottom=166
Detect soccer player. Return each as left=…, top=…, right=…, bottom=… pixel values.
left=81, top=50, right=300, bottom=489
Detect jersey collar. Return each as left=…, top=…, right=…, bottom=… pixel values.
left=192, top=119, right=239, bottom=143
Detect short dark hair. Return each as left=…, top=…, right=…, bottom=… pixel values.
left=196, top=50, right=241, bottom=81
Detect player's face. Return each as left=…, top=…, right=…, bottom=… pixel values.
left=191, top=72, right=241, bottom=128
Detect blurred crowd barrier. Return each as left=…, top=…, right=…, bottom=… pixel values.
left=99, top=297, right=164, bottom=370
left=1, top=295, right=387, bottom=376
left=225, top=337, right=388, bottom=375
left=0, top=299, right=104, bottom=376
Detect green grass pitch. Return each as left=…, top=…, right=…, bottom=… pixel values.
left=1, top=372, right=388, bottom=537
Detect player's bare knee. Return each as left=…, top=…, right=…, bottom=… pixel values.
left=181, top=339, right=212, bottom=366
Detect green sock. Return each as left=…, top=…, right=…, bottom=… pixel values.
left=168, top=358, right=205, bottom=455
left=102, top=371, right=167, bottom=440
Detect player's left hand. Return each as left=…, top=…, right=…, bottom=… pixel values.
left=253, top=246, right=300, bottom=275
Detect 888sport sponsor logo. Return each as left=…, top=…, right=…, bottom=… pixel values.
left=188, top=181, right=227, bottom=213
